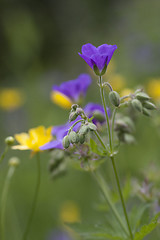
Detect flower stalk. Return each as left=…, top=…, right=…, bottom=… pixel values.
left=22, top=153, right=41, bottom=240
left=98, top=76, right=133, bottom=240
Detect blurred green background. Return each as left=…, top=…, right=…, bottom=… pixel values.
left=0, top=0, right=160, bottom=239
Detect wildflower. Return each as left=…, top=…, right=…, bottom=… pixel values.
left=0, top=88, right=25, bottom=111
left=147, top=79, right=160, bottom=101
left=12, top=126, right=52, bottom=152
left=50, top=74, right=92, bottom=109
left=59, top=201, right=80, bottom=223
left=84, top=103, right=110, bottom=124
left=79, top=43, right=117, bottom=75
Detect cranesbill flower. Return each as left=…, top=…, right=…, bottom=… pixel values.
left=79, top=43, right=117, bottom=75
left=51, top=74, right=92, bottom=109
left=12, top=126, right=52, bottom=152
left=84, top=102, right=110, bottom=124
left=40, top=117, right=82, bottom=150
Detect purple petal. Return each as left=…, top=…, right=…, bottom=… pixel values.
left=78, top=53, right=94, bottom=69
left=81, top=43, right=97, bottom=57
left=91, top=54, right=108, bottom=71
left=40, top=140, right=63, bottom=150
left=98, top=44, right=117, bottom=65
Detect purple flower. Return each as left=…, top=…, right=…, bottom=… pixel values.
left=51, top=74, right=92, bottom=109
left=48, top=230, right=73, bottom=240
left=40, top=117, right=82, bottom=150
left=79, top=43, right=117, bottom=75
left=84, top=103, right=110, bottom=124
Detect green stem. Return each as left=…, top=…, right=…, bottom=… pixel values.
left=0, top=165, right=15, bottom=240
left=93, top=171, right=129, bottom=237
left=22, top=153, right=41, bottom=240
left=98, top=76, right=133, bottom=239
left=99, top=76, right=112, bottom=152
left=0, top=146, right=9, bottom=166
left=94, top=131, right=107, bottom=150
left=110, top=156, right=133, bottom=240
left=111, top=108, right=117, bottom=148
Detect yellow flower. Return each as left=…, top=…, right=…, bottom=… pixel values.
left=50, top=91, right=72, bottom=109
left=0, top=88, right=25, bottom=111
left=12, top=126, right=52, bottom=152
left=147, top=79, right=160, bottom=100
left=120, top=88, right=133, bottom=100
left=60, top=201, right=80, bottom=223
left=108, top=74, right=126, bottom=92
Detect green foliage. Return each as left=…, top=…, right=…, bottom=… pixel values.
left=89, top=138, right=107, bottom=157
left=134, top=212, right=160, bottom=240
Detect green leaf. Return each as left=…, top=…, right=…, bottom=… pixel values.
left=134, top=212, right=160, bottom=240
left=90, top=138, right=106, bottom=156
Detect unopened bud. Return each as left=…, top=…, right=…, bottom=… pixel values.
left=71, top=104, right=78, bottom=111
left=143, top=101, right=156, bottom=110
left=69, top=112, right=78, bottom=122
left=79, top=134, right=85, bottom=144
left=5, top=136, right=14, bottom=146
left=9, top=157, right=20, bottom=167
left=62, top=135, right=70, bottom=149
left=109, top=91, right=120, bottom=107
left=68, top=131, right=79, bottom=144
left=136, top=92, right=150, bottom=101
left=142, top=108, right=151, bottom=117
left=131, top=99, right=142, bottom=112
left=87, top=122, right=97, bottom=131
left=79, top=125, right=89, bottom=135
left=76, top=107, right=84, bottom=115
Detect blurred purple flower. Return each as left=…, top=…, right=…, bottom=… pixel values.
left=48, top=230, right=73, bottom=240
left=79, top=43, right=117, bottom=73
left=84, top=102, right=110, bottom=124
left=51, top=74, right=92, bottom=108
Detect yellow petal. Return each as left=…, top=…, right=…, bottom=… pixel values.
left=51, top=91, right=72, bottom=109
left=14, top=133, right=29, bottom=146
left=12, top=145, right=29, bottom=150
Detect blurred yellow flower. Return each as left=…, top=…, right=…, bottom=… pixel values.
left=0, top=88, right=25, bottom=111
left=120, top=88, right=133, bottom=100
left=60, top=201, right=80, bottom=223
left=107, top=74, right=126, bottom=92
left=50, top=91, right=72, bottom=109
left=12, top=126, right=52, bottom=152
left=147, top=79, right=160, bottom=100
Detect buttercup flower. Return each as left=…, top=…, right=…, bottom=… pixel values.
left=79, top=43, right=117, bottom=75
left=51, top=74, right=92, bottom=109
left=12, top=126, right=52, bottom=152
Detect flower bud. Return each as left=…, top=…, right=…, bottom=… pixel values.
left=136, top=92, right=150, bottom=101
left=69, top=112, right=78, bottom=122
left=5, top=136, right=14, bottom=146
left=76, top=107, right=84, bottom=115
left=79, top=134, right=85, bottom=144
left=142, top=108, right=151, bottom=117
left=71, top=104, right=78, bottom=111
left=87, top=122, right=97, bottom=131
left=68, top=131, right=79, bottom=144
left=62, top=135, right=70, bottom=149
left=9, top=157, right=20, bottom=167
left=79, top=125, right=89, bottom=135
left=143, top=101, right=156, bottom=110
left=131, top=99, right=142, bottom=112
left=109, top=91, right=120, bottom=107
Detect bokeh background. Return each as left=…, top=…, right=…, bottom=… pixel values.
left=0, top=0, right=160, bottom=239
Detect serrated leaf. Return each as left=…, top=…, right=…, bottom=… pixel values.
left=134, top=212, right=160, bottom=240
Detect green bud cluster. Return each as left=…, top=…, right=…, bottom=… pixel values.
left=62, top=121, right=97, bottom=149
left=69, top=104, right=85, bottom=122
left=131, top=91, right=156, bottom=116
